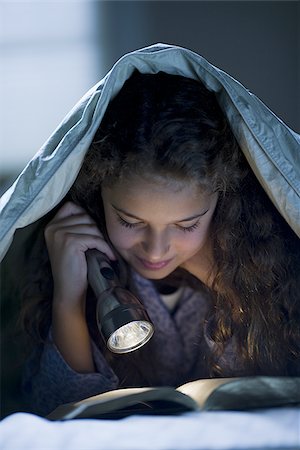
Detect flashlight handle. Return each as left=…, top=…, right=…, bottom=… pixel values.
left=86, top=249, right=117, bottom=297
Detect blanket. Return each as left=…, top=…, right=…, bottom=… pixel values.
left=1, top=43, right=299, bottom=260
left=1, top=408, right=299, bottom=450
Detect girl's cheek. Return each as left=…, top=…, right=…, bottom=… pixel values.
left=108, top=227, right=137, bottom=251
left=178, top=231, right=208, bottom=253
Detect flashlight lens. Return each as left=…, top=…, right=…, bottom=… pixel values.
left=107, top=320, right=154, bottom=353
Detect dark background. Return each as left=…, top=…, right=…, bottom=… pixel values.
left=99, top=1, right=299, bottom=131
left=1, top=1, right=299, bottom=194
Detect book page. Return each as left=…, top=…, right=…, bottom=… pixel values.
left=47, top=386, right=198, bottom=420
left=75, top=387, right=155, bottom=407
left=177, top=378, right=238, bottom=408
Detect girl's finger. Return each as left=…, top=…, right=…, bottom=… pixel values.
left=52, top=201, right=88, bottom=220
left=47, top=213, right=98, bottom=229
left=63, top=234, right=116, bottom=258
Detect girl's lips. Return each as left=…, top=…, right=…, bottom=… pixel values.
left=136, top=256, right=173, bottom=270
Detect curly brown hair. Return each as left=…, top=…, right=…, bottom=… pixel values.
left=22, top=71, right=300, bottom=377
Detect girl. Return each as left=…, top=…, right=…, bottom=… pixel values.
left=18, top=69, right=300, bottom=416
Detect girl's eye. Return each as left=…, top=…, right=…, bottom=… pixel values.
left=117, top=215, right=141, bottom=229
left=117, top=215, right=201, bottom=232
left=177, top=220, right=200, bottom=233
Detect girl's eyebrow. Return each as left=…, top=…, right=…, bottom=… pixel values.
left=111, top=204, right=209, bottom=222
left=176, top=210, right=209, bottom=222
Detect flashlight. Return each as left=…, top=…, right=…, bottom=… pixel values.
left=86, top=249, right=154, bottom=354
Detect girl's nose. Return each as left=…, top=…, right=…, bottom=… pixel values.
left=141, top=230, right=170, bottom=260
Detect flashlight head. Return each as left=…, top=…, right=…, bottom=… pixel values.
left=96, top=286, right=154, bottom=354
left=107, top=320, right=154, bottom=354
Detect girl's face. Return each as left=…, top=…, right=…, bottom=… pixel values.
left=101, top=176, right=218, bottom=280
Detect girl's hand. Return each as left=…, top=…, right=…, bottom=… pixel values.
left=44, top=201, right=116, bottom=309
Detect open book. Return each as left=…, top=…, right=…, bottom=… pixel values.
left=47, top=376, right=300, bottom=420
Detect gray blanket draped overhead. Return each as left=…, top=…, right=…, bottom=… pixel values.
left=0, top=43, right=299, bottom=416
left=1, top=43, right=299, bottom=261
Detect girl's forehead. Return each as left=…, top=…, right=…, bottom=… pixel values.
left=103, top=173, right=212, bottom=198
left=102, top=176, right=218, bottom=223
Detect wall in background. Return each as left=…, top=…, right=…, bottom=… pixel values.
left=0, top=1, right=102, bottom=193
left=99, top=1, right=299, bottom=132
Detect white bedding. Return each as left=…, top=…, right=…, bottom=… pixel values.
left=1, top=408, right=299, bottom=450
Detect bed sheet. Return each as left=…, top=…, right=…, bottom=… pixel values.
left=1, top=408, right=299, bottom=450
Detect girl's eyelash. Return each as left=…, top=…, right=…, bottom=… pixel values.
left=178, top=220, right=200, bottom=233
left=117, top=215, right=140, bottom=229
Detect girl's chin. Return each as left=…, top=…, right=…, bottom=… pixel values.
left=135, top=269, right=172, bottom=280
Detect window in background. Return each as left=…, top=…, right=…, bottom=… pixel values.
left=0, top=1, right=102, bottom=194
